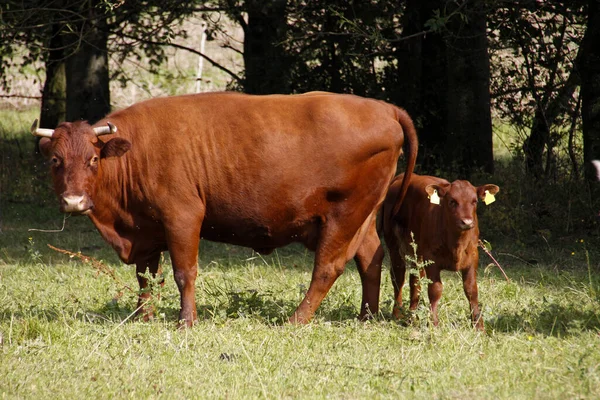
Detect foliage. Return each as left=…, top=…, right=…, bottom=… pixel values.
left=488, top=2, right=587, bottom=178
left=403, top=233, right=434, bottom=327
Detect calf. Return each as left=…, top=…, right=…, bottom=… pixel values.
left=382, top=173, right=499, bottom=330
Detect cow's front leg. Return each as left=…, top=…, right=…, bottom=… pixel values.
left=164, top=211, right=203, bottom=328
left=462, top=267, right=483, bottom=330
left=135, top=252, right=164, bottom=321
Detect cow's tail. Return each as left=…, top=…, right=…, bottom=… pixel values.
left=391, top=107, right=418, bottom=218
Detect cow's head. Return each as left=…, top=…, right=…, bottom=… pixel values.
left=425, top=180, right=499, bottom=231
left=32, top=119, right=131, bottom=215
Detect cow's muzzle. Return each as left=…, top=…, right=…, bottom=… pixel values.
left=459, top=218, right=475, bottom=230
left=61, top=194, right=93, bottom=214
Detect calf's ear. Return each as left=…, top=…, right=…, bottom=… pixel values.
left=100, top=138, right=131, bottom=159
left=477, top=184, right=500, bottom=200
left=425, top=183, right=450, bottom=198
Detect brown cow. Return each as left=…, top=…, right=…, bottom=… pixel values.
left=381, top=173, right=499, bottom=330
left=32, top=92, right=418, bottom=327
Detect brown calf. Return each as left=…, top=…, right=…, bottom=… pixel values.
left=382, top=173, right=499, bottom=330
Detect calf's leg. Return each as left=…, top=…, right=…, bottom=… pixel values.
left=462, top=267, right=484, bottom=330
left=388, top=241, right=407, bottom=319
left=426, top=268, right=443, bottom=326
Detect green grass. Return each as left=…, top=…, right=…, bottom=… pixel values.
left=2, top=112, right=600, bottom=398
left=1, top=199, right=600, bottom=398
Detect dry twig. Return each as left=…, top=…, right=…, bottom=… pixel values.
left=47, top=244, right=135, bottom=297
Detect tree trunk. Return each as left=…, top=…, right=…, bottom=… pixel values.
left=36, top=24, right=66, bottom=155
left=64, top=1, right=110, bottom=123
left=392, top=0, right=448, bottom=172
left=445, top=2, right=494, bottom=174
left=243, top=0, right=290, bottom=94
left=580, top=0, right=600, bottom=182
left=40, top=24, right=66, bottom=129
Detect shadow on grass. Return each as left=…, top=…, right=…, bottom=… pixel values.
left=488, top=302, right=600, bottom=337
left=0, top=288, right=361, bottom=330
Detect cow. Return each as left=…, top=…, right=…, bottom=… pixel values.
left=31, top=91, right=418, bottom=327
left=381, top=173, right=499, bottom=330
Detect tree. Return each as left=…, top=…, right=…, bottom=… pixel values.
left=1, top=1, right=200, bottom=123
left=580, top=0, right=600, bottom=182
left=489, top=2, right=586, bottom=180
left=445, top=1, right=494, bottom=174
left=223, top=0, right=291, bottom=94
left=39, top=24, right=66, bottom=130
left=385, top=0, right=494, bottom=174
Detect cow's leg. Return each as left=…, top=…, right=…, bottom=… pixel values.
left=134, top=252, right=164, bottom=320
left=408, top=267, right=425, bottom=311
left=462, top=267, right=484, bottom=330
left=290, top=216, right=372, bottom=324
left=426, top=268, right=443, bottom=326
left=164, top=211, right=203, bottom=328
left=354, top=219, right=384, bottom=320
left=388, top=242, right=407, bottom=319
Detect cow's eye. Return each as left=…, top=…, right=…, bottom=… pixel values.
left=449, top=199, right=457, bottom=207
left=51, top=156, right=61, bottom=167
left=90, top=156, right=99, bottom=166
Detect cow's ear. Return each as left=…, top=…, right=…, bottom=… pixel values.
left=476, top=184, right=499, bottom=200
left=38, top=137, right=52, bottom=158
left=425, top=183, right=450, bottom=198
left=100, top=138, right=131, bottom=159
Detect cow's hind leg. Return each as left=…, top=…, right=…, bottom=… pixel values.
left=354, top=217, right=384, bottom=320
left=290, top=216, right=373, bottom=324
left=135, top=252, right=164, bottom=321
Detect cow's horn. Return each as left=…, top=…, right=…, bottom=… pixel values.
left=30, top=119, right=55, bottom=138
left=93, top=122, right=117, bottom=136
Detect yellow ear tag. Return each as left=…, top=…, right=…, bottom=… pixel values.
left=429, top=190, right=440, bottom=205
left=484, top=190, right=496, bottom=205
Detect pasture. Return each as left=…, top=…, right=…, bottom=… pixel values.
left=1, top=109, right=600, bottom=398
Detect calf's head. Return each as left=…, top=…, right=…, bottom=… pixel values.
left=425, top=180, right=499, bottom=231
left=32, top=120, right=131, bottom=214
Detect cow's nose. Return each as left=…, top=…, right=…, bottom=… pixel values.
left=61, top=195, right=88, bottom=213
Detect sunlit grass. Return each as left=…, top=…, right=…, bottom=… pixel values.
left=1, top=201, right=600, bottom=398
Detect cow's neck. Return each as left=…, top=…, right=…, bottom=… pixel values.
left=87, top=158, right=136, bottom=263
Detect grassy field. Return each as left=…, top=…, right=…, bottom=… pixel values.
left=2, top=110, right=600, bottom=398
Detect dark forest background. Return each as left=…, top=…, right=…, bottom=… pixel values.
left=2, top=0, right=600, bottom=248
